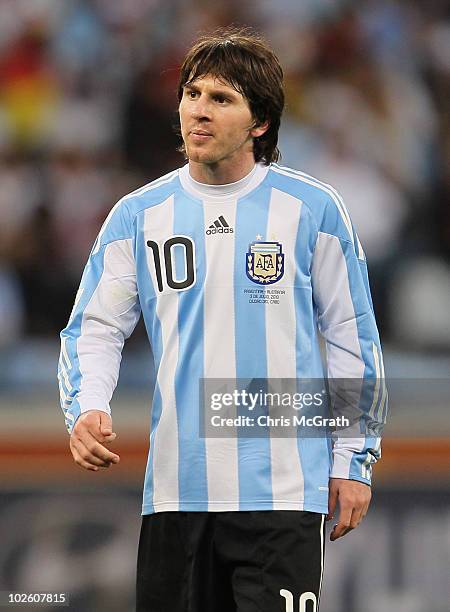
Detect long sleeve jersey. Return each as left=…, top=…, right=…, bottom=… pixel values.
left=58, top=162, right=387, bottom=515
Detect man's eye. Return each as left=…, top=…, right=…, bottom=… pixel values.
left=215, top=96, right=227, bottom=104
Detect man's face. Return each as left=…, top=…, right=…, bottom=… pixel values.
left=179, top=74, right=264, bottom=167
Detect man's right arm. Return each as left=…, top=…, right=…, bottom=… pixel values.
left=58, top=202, right=141, bottom=468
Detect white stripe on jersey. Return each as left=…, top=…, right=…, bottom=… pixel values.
left=355, top=233, right=365, bottom=261
left=265, top=188, right=305, bottom=504
left=312, top=232, right=364, bottom=375
left=318, top=514, right=325, bottom=606
left=312, top=231, right=366, bottom=478
left=368, top=343, right=387, bottom=434
left=377, top=348, right=388, bottom=423
left=202, top=198, right=239, bottom=510
left=77, top=238, right=139, bottom=413
left=144, top=197, right=180, bottom=510
left=368, top=343, right=381, bottom=420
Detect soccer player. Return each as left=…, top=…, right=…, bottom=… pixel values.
left=58, top=27, right=387, bottom=612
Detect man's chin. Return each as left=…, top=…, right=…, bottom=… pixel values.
left=187, top=151, right=219, bottom=165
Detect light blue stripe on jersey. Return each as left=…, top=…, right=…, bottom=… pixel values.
left=130, top=177, right=182, bottom=511
left=135, top=210, right=162, bottom=514
left=291, top=201, right=322, bottom=378
left=293, top=198, right=330, bottom=508
left=60, top=246, right=108, bottom=431
left=173, top=191, right=208, bottom=510
left=358, top=260, right=375, bottom=314
left=234, top=185, right=273, bottom=510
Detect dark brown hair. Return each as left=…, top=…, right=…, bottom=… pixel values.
left=177, top=26, right=284, bottom=165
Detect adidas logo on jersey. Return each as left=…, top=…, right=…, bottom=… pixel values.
left=206, top=215, right=234, bottom=235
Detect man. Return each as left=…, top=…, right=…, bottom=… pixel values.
left=58, top=27, right=386, bottom=612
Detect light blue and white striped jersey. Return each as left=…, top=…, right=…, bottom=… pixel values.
left=58, top=162, right=386, bottom=515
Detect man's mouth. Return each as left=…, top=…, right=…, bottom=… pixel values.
left=190, top=129, right=213, bottom=141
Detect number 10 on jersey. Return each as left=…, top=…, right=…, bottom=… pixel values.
left=147, top=236, right=196, bottom=292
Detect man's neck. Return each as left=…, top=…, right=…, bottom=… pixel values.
left=188, top=157, right=256, bottom=185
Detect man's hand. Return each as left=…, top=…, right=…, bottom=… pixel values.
left=69, top=410, right=120, bottom=472
left=327, top=478, right=371, bottom=541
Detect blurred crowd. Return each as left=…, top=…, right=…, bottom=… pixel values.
left=0, top=0, right=449, bottom=351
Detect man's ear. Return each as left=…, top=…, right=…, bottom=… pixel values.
left=250, top=120, right=269, bottom=139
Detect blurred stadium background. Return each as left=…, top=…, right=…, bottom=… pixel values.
left=0, top=1, right=449, bottom=611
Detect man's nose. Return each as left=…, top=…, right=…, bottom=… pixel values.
left=191, top=95, right=211, bottom=119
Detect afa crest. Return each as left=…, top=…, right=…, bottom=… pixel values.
left=246, top=241, right=284, bottom=285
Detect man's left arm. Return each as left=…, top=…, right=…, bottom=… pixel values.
left=311, top=197, right=387, bottom=540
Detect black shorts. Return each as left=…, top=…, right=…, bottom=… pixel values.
left=136, top=510, right=325, bottom=612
